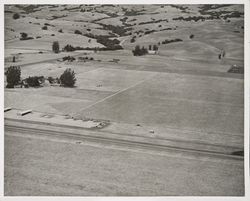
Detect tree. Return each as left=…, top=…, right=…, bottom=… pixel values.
left=130, top=37, right=135, bottom=43
left=20, top=32, right=33, bottom=40
left=5, top=66, right=21, bottom=88
left=42, top=25, right=48, bottom=30
left=20, top=32, right=28, bottom=39
left=60, top=68, right=76, bottom=87
left=149, top=45, right=152, bottom=50
left=13, top=13, right=20, bottom=20
left=52, top=41, right=60, bottom=53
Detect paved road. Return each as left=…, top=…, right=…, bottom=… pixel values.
left=4, top=121, right=245, bottom=196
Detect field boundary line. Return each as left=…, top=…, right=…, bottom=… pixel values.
left=78, top=73, right=159, bottom=113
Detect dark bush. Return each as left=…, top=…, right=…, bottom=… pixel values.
left=20, top=32, right=27, bottom=39
left=58, top=29, right=63, bottom=33
left=162, top=38, right=183, bottom=44
left=42, top=26, right=48, bottom=30
left=130, top=37, right=135, bottom=43
left=13, top=13, right=20, bottom=19
left=52, top=41, right=60, bottom=53
left=5, top=66, right=21, bottom=88
left=153, top=45, right=158, bottom=51
left=189, top=34, right=194, bottom=39
left=26, top=76, right=43, bottom=87
left=60, top=68, right=76, bottom=87
left=74, top=30, right=82, bottom=34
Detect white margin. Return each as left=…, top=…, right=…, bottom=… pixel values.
left=0, top=0, right=249, bottom=201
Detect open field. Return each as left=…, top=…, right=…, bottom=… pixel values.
left=4, top=4, right=245, bottom=196
left=5, top=133, right=244, bottom=196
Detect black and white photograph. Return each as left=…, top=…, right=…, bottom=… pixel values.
left=1, top=0, right=250, bottom=199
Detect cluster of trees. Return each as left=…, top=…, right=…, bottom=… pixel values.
left=161, top=38, right=183, bottom=44
left=83, top=33, right=123, bottom=50
left=25, top=76, right=44, bottom=87
left=62, top=56, right=76, bottom=62
left=148, top=44, right=159, bottom=51
left=5, top=66, right=77, bottom=88
left=20, top=32, right=34, bottom=40
left=144, top=30, right=156, bottom=35
left=199, top=5, right=243, bottom=19
left=99, top=24, right=132, bottom=37
left=63, top=44, right=86, bottom=52
left=173, top=16, right=207, bottom=22
left=169, top=5, right=189, bottom=13
left=78, top=56, right=94, bottom=61
left=132, top=45, right=148, bottom=56
left=138, top=19, right=168, bottom=25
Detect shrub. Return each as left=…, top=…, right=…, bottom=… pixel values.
left=58, top=29, right=63, bottom=33
left=20, top=32, right=27, bottom=39
left=62, top=56, right=75, bottom=62
left=47, top=76, right=55, bottom=84
left=13, top=13, right=20, bottom=20
left=5, top=66, right=21, bottom=88
left=189, top=34, right=194, bottom=39
left=74, top=30, right=82, bottom=34
left=60, top=68, right=76, bottom=87
left=52, top=41, right=60, bottom=53
left=42, top=26, right=48, bottom=30
left=130, top=37, right=135, bottom=43
left=26, top=76, right=43, bottom=87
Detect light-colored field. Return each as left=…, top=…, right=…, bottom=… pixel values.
left=5, top=134, right=244, bottom=196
